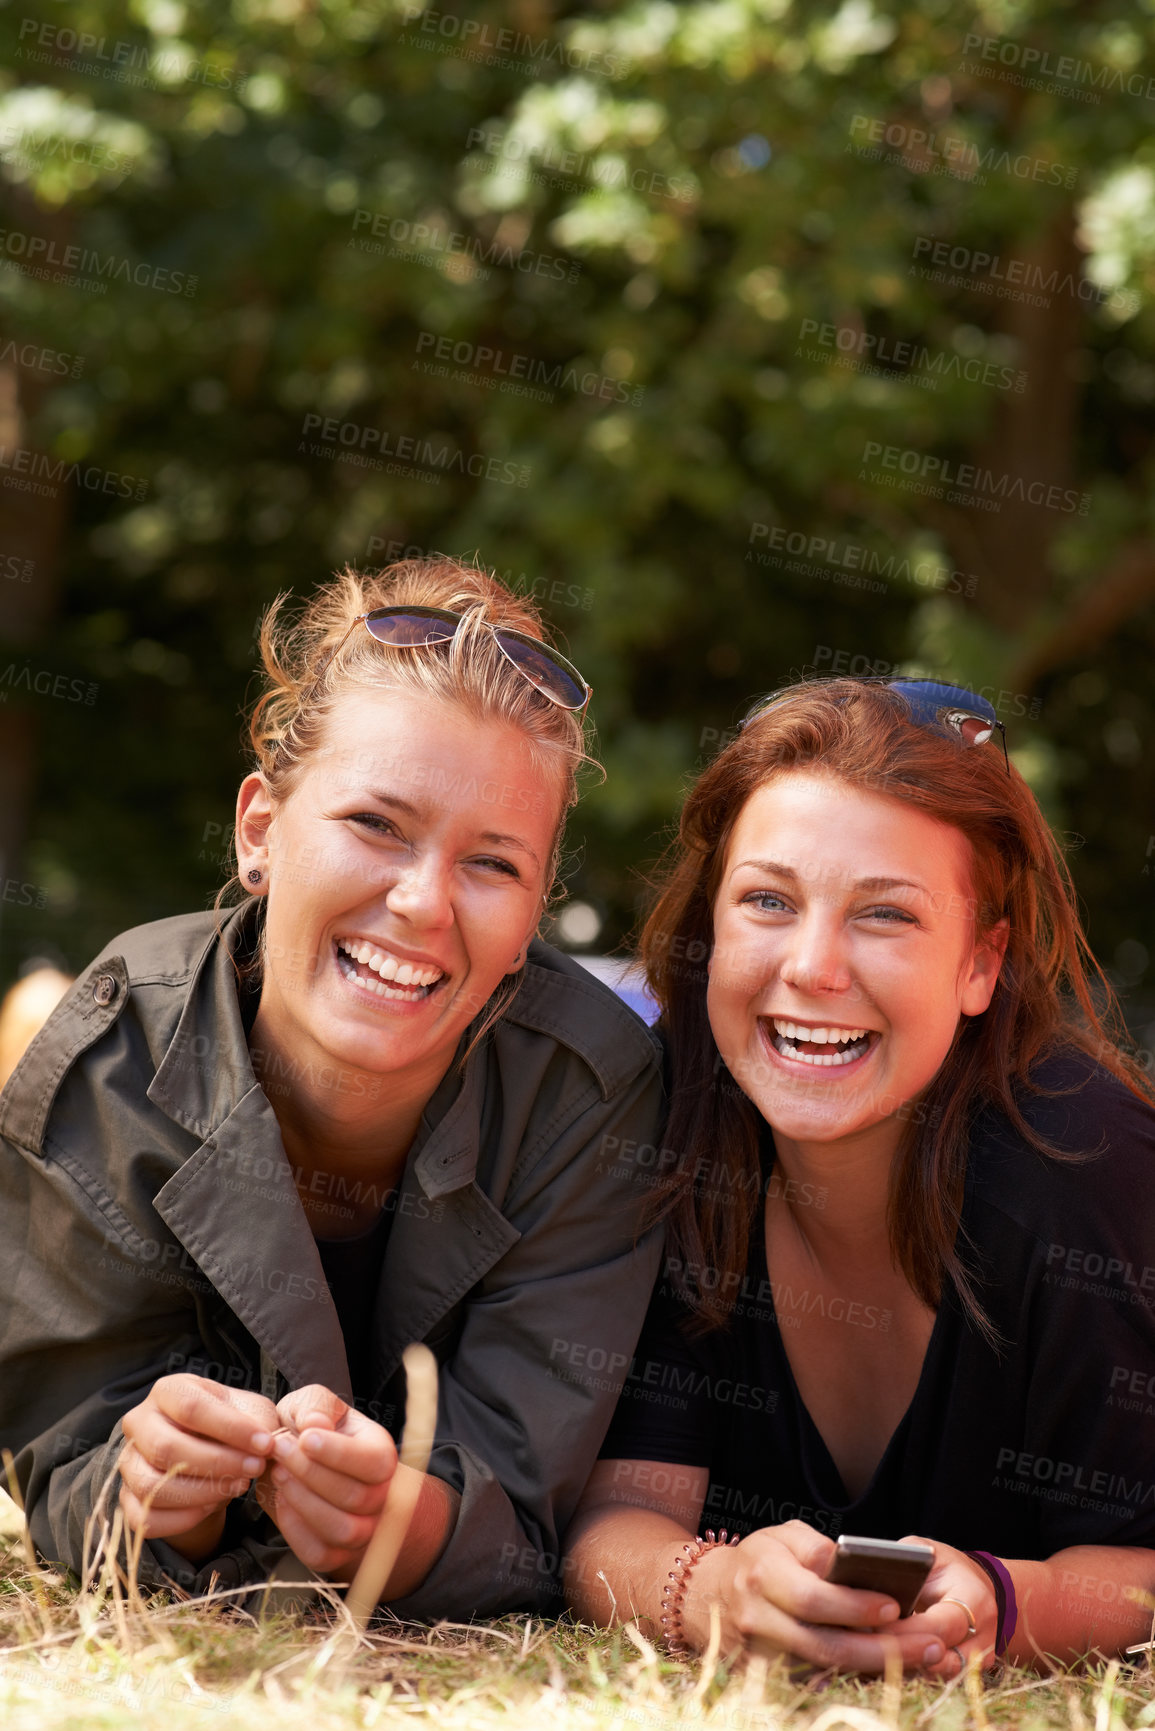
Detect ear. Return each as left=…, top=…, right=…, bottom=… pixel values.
left=509, top=898, right=546, bottom=973
left=960, top=917, right=1009, bottom=1017
left=235, top=772, right=274, bottom=894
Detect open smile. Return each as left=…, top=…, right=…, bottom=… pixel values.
left=333, top=936, right=447, bottom=1004
left=761, top=1017, right=880, bottom=1071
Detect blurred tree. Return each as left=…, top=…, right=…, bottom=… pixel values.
left=0, top=0, right=1151, bottom=1043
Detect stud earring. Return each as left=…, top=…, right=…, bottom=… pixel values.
left=248, top=869, right=262, bottom=886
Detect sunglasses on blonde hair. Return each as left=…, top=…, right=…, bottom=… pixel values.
left=323, top=605, right=592, bottom=712
left=740, top=676, right=1011, bottom=773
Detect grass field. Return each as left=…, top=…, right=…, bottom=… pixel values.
left=2, top=1493, right=1154, bottom=1731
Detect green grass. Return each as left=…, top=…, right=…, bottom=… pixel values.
left=1, top=1494, right=1153, bottom=1731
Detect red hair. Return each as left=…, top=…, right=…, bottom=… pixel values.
left=641, top=678, right=1151, bottom=1336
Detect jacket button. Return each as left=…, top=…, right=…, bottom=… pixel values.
left=92, top=972, right=119, bottom=1007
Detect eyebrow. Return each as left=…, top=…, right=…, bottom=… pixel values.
left=734, top=860, right=928, bottom=895
left=366, top=791, right=542, bottom=869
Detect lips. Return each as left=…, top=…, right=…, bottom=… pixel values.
left=334, top=936, right=446, bottom=1002
left=766, top=1017, right=878, bottom=1068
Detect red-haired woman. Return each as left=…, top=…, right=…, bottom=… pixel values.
left=565, top=677, right=1155, bottom=1674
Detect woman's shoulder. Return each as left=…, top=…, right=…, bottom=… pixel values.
left=0, top=907, right=241, bottom=1158
left=499, top=940, right=663, bottom=1100
left=968, top=1043, right=1155, bottom=1233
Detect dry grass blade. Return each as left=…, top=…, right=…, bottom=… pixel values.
left=963, top=1651, right=990, bottom=1731
left=1, top=1448, right=51, bottom=1639
left=345, top=1343, right=438, bottom=1631
left=881, top=1643, right=902, bottom=1727
left=691, top=1602, right=722, bottom=1709
left=808, top=1705, right=893, bottom=1731
left=1096, top=1660, right=1121, bottom=1731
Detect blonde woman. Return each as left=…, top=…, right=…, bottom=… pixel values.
left=0, top=558, right=663, bottom=1619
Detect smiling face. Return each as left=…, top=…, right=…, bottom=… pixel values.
left=235, top=685, right=561, bottom=1104
left=706, top=771, right=1006, bottom=1152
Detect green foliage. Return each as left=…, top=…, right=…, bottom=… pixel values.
left=0, top=0, right=1152, bottom=1031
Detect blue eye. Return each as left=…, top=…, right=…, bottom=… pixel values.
left=743, top=891, right=791, bottom=913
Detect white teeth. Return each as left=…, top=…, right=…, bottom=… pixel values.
left=771, top=1035, right=867, bottom=1067
left=335, top=939, right=444, bottom=993
left=772, top=1020, right=868, bottom=1045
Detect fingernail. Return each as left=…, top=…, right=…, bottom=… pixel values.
left=250, top=1431, right=272, bottom=1451
left=301, top=1431, right=323, bottom=1454
left=272, top=1433, right=293, bottom=1459
left=924, top=1642, right=944, bottom=1665
left=878, top=1601, right=899, bottom=1622
left=242, top=1455, right=263, bottom=1476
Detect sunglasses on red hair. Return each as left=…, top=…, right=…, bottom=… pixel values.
left=741, top=676, right=1011, bottom=773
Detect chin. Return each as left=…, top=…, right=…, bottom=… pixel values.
left=762, top=1102, right=865, bottom=1142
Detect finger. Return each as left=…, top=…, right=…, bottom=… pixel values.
left=921, top=1642, right=978, bottom=1681
left=119, top=1482, right=221, bottom=1538
left=150, top=1375, right=277, bottom=1454
left=775, top=1519, right=838, bottom=1576
left=270, top=1443, right=392, bottom=1516
left=120, top=1445, right=252, bottom=1511
left=122, top=1407, right=265, bottom=1484
left=273, top=1419, right=396, bottom=1488
left=217, top=1386, right=282, bottom=1431
left=746, top=1604, right=945, bottom=1675
left=277, top=1384, right=347, bottom=1433
left=266, top=1464, right=381, bottom=1557
left=900, top=1603, right=978, bottom=1648
left=744, top=1553, right=901, bottom=1633
left=263, top=1493, right=350, bottom=1578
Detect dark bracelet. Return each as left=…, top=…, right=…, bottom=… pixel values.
left=659, top=1529, right=740, bottom=1655
left=964, top=1550, right=1018, bottom=1656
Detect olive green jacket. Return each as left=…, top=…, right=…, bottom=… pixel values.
left=0, top=902, right=665, bottom=1619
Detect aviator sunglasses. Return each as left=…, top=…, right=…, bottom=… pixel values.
left=740, top=676, right=1010, bottom=772
left=323, top=605, right=592, bottom=712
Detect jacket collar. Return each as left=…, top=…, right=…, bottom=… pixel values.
left=146, top=900, right=264, bottom=1141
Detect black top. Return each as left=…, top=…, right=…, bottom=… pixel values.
left=602, top=1051, right=1155, bottom=1556
left=315, top=1204, right=396, bottom=1401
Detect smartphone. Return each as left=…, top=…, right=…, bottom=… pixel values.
left=825, top=1535, right=935, bottom=1617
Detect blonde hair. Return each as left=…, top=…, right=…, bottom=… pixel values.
left=219, top=557, right=598, bottom=1015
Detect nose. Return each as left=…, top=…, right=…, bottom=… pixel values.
left=383, top=850, right=454, bottom=931
left=777, top=908, right=852, bottom=997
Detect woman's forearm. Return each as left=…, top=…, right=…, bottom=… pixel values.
left=1005, top=1546, right=1155, bottom=1663
left=378, top=1466, right=461, bottom=1601
left=565, top=1504, right=702, bottom=1633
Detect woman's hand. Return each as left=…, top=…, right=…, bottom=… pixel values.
left=891, top=1537, right=1000, bottom=1675
left=687, top=1520, right=949, bottom=1673
left=254, top=1383, right=398, bottom=1578
left=119, top=1375, right=280, bottom=1558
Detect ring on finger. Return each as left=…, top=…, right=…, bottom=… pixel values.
left=943, top=1597, right=978, bottom=1639
left=949, top=1645, right=966, bottom=1670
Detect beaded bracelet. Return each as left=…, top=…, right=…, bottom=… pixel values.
left=964, top=1550, right=1018, bottom=1656
left=660, top=1529, right=740, bottom=1655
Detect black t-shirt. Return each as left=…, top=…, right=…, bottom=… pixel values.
left=601, top=1050, right=1155, bottom=1556
left=314, top=1204, right=395, bottom=1401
